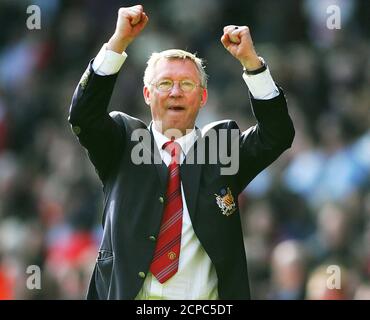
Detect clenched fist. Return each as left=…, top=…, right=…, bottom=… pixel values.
left=221, top=25, right=262, bottom=71
left=107, top=5, right=149, bottom=53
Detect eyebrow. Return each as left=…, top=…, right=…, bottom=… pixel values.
left=155, top=76, right=198, bottom=81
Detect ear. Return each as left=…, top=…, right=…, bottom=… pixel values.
left=200, top=88, right=208, bottom=107
left=143, top=86, right=151, bottom=105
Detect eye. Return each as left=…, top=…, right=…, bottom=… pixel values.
left=157, top=80, right=173, bottom=91
left=180, top=80, right=196, bottom=91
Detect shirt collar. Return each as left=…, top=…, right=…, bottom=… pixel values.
left=151, top=123, right=197, bottom=156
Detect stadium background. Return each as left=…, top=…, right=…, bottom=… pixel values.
left=0, top=0, right=369, bottom=299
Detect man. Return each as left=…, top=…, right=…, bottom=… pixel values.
left=68, top=5, right=294, bottom=299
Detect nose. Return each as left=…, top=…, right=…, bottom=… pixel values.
left=169, top=82, right=183, bottom=97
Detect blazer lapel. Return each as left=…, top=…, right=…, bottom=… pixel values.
left=180, top=128, right=202, bottom=221
left=138, top=123, right=168, bottom=189
left=152, top=139, right=169, bottom=189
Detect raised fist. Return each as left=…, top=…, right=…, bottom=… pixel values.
left=108, top=5, right=149, bottom=53
left=221, top=25, right=262, bottom=71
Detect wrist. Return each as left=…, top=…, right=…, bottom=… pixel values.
left=242, top=57, right=267, bottom=75
left=107, top=34, right=130, bottom=54
left=240, top=56, right=263, bottom=71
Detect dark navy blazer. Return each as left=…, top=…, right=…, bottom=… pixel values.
left=68, top=62, right=295, bottom=300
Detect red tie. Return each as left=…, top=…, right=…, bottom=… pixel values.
left=150, top=140, right=183, bottom=283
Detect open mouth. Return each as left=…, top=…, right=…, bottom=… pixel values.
left=168, top=106, right=185, bottom=111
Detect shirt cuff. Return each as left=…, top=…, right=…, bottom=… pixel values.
left=242, top=67, right=279, bottom=100
left=92, top=43, right=128, bottom=76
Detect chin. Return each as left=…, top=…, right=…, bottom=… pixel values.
left=162, top=123, right=186, bottom=136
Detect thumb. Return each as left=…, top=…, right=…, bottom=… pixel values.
left=221, top=34, right=232, bottom=49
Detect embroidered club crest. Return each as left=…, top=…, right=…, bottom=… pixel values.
left=214, top=187, right=236, bottom=216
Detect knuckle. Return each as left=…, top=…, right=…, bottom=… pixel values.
left=131, top=8, right=141, bottom=15
left=118, top=8, right=129, bottom=17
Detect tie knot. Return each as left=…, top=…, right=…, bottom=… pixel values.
left=162, top=140, right=181, bottom=164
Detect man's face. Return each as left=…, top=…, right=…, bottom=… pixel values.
left=143, top=58, right=208, bottom=136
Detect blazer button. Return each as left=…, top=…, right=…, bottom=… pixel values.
left=148, top=236, right=156, bottom=242
left=158, top=196, right=164, bottom=203
left=138, top=272, right=146, bottom=279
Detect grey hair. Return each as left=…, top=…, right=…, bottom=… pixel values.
left=143, top=49, right=208, bottom=88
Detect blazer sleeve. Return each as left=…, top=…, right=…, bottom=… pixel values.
left=68, top=61, right=126, bottom=183
left=237, top=88, right=295, bottom=191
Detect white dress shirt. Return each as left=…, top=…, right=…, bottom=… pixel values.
left=91, top=44, right=279, bottom=299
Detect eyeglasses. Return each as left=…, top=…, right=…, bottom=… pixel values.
left=151, top=79, right=201, bottom=93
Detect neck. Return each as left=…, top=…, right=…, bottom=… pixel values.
left=153, top=123, right=194, bottom=140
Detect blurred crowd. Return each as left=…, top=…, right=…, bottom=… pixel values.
left=0, top=0, right=369, bottom=299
